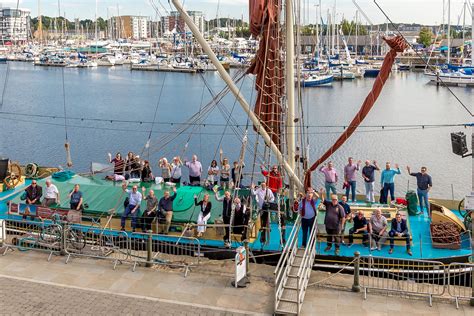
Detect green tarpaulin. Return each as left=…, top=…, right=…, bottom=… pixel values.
left=11, top=175, right=252, bottom=224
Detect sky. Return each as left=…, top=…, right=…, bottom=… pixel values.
left=1, top=0, right=472, bottom=25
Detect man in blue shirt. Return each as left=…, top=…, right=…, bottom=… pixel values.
left=68, top=184, right=83, bottom=211
left=407, top=166, right=432, bottom=215
left=380, top=162, right=401, bottom=204
left=121, top=183, right=142, bottom=232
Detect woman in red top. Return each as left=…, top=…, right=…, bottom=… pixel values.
left=260, top=165, right=283, bottom=196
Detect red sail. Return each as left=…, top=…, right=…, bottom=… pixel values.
left=247, top=0, right=284, bottom=148
left=304, top=36, right=407, bottom=189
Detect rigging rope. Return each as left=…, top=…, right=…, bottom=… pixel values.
left=211, top=73, right=246, bottom=161
left=0, top=0, right=20, bottom=109
left=0, top=62, right=10, bottom=108
left=373, top=0, right=473, bottom=117
left=141, top=71, right=168, bottom=159
left=61, top=67, right=73, bottom=168
left=304, top=35, right=408, bottom=189
left=0, top=109, right=467, bottom=130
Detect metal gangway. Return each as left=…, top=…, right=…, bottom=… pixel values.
left=274, top=215, right=318, bottom=315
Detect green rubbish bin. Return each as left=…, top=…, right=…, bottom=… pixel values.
left=406, top=190, right=418, bottom=215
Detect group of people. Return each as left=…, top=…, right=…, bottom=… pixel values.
left=319, top=158, right=433, bottom=214
left=119, top=162, right=283, bottom=244
left=295, top=187, right=412, bottom=256
left=120, top=183, right=177, bottom=234
left=108, top=152, right=251, bottom=189
left=22, top=180, right=84, bottom=219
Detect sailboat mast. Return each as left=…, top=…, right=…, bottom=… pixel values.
left=286, top=0, right=296, bottom=189
left=462, top=0, right=466, bottom=62
left=355, top=10, right=358, bottom=59
left=170, top=0, right=304, bottom=190
left=95, top=0, right=98, bottom=46
left=38, top=0, right=42, bottom=44
left=447, top=0, right=451, bottom=64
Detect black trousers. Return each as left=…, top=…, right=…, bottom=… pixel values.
left=348, top=227, right=369, bottom=245
left=223, top=215, right=230, bottom=242
left=141, top=210, right=157, bottom=231
left=301, top=217, right=316, bottom=247
left=189, top=176, right=200, bottom=185
left=260, top=209, right=269, bottom=243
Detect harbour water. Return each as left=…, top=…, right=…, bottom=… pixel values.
left=0, top=62, right=471, bottom=199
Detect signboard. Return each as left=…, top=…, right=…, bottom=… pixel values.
left=235, top=246, right=247, bottom=288
left=8, top=203, right=72, bottom=220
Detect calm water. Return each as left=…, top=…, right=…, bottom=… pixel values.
left=0, top=62, right=471, bottom=199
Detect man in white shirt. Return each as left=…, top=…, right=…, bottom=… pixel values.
left=42, top=179, right=60, bottom=207
left=120, top=183, right=143, bottom=232
left=251, top=182, right=275, bottom=244
left=251, top=182, right=275, bottom=209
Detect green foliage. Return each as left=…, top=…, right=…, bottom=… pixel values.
left=31, top=16, right=108, bottom=32
left=417, top=27, right=433, bottom=47
left=340, top=19, right=367, bottom=36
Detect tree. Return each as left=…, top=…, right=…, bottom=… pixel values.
left=417, top=27, right=433, bottom=47
left=339, top=19, right=368, bottom=36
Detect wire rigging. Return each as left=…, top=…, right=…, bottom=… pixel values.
left=373, top=0, right=473, bottom=117
left=61, top=67, right=73, bottom=167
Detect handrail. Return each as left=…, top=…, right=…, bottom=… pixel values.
left=274, top=217, right=300, bottom=285
left=296, top=218, right=318, bottom=310
left=274, top=214, right=301, bottom=274
left=274, top=215, right=302, bottom=311
left=296, top=217, right=318, bottom=278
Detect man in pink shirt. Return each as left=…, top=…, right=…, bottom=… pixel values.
left=344, top=157, right=361, bottom=202
left=319, top=161, right=338, bottom=197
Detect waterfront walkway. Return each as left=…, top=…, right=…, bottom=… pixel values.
left=0, top=250, right=471, bottom=315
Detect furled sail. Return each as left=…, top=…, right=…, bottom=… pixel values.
left=304, top=36, right=408, bottom=189
left=247, top=0, right=284, bottom=148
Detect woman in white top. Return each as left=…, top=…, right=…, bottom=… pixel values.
left=170, top=156, right=182, bottom=184
left=194, top=194, right=212, bottom=237
left=207, top=160, right=220, bottom=185
left=159, top=157, right=172, bottom=182
left=220, top=158, right=231, bottom=190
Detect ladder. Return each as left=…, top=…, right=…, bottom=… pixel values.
left=274, top=215, right=318, bottom=315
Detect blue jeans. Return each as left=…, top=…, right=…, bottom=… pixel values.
left=345, top=180, right=356, bottom=202
left=417, top=189, right=429, bottom=213
left=389, top=230, right=410, bottom=250
left=325, top=182, right=337, bottom=197
left=381, top=183, right=395, bottom=203
left=121, top=204, right=140, bottom=229
left=301, top=217, right=316, bottom=247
